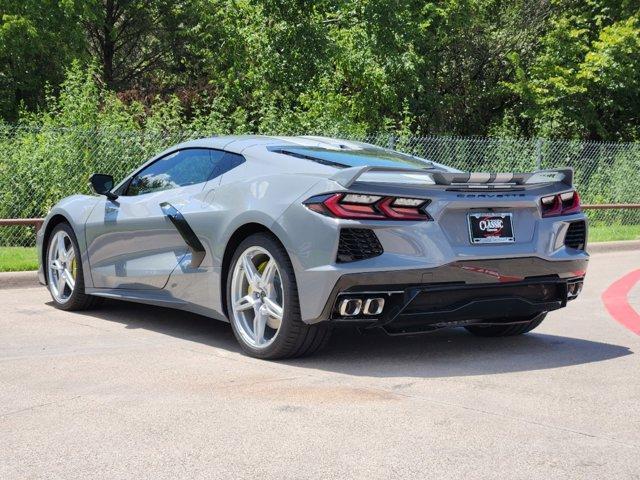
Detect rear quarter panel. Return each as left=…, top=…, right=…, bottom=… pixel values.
left=174, top=158, right=329, bottom=317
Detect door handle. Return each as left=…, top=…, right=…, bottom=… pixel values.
left=159, top=202, right=206, bottom=268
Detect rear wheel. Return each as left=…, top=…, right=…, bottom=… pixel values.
left=45, top=223, right=99, bottom=311
left=226, top=233, right=331, bottom=359
left=464, top=312, right=546, bottom=337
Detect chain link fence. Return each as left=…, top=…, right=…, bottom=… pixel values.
left=1, top=126, right=638, bottom=247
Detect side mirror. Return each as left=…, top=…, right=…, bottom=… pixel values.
left=89, top=173, right=118, bottom=200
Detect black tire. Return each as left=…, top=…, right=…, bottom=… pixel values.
left=464, top=312, right=547, bottom=337
left=226, top=232, right=331, bottom=359
left=45, top=223, right=100, bottom=311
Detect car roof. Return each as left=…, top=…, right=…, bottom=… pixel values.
left=166, top=135, right=453, bottom=174
left=113, top=135, right=452, bottom=192
left=173, top=135, right=375, bottom=154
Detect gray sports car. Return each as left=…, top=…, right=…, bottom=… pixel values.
left=37, top=136, right=588, bottom=358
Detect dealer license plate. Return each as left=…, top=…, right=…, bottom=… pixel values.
left=468, top=212, right=515, bottom=244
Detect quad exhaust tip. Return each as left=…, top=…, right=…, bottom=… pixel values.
left=567, top=280, right=583, bottom=299
left=338, top=297, right=385, bottom=317
left=363, top=298, right=385, bottom=315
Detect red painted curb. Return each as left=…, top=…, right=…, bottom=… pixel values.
left=602, top=269, right=640, bottom=335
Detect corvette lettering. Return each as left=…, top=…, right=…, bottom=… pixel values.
left=456, top=193, right=525, bottom=198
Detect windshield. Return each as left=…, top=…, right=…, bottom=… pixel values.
left=272, top=146, right=435, bottom=169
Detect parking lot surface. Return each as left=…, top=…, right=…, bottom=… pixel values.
left=1, top=250, right=639, bottom=479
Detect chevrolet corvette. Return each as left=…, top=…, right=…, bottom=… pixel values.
left=37, top=136, right=588, bottom=358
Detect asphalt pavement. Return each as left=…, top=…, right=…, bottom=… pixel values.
left=1, top=250, right=639, bottom=479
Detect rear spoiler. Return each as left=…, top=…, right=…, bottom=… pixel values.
left=330, top=166, right=574, bottom=189
left=330, top=166, right=429, bottom=188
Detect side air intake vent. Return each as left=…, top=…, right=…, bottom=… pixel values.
left=337, top=228, right=383, bottom=263
left=564, top=221, right=586, bottom=250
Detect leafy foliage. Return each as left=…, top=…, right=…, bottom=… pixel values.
left=0, top=66, right=638, bottom=248
left=0, top=0, right=83, bottom=120
left=504, top=1, right=640, bottom=140
left=0, top=0, right=638, bottom=139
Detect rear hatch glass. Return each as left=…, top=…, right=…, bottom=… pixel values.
left=272, top=146, right=437, bottom=170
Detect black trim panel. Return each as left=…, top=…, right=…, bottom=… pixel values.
left=375, top=278, right=567, bottom=328
left=330, top=277, right=575, bottom=334
left=160, top=202, right=206, bottom=268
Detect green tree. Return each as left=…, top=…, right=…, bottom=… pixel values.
left=74, top=0, right=207, bottom=90
left=503, top=0, right=640, bottom=140
left=0, top=0, right=83, bottom=120
left=1, top=0, right=639, bottom=139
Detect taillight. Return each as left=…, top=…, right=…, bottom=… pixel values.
left=304, top=193, right=431, bottom=221
left=324, top=193, right=385, bottom=219
left=540, top=190, right=581, bottom=217
left=377, top=197, right=428, bottom=220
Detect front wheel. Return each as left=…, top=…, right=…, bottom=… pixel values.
left=226, top=233, right=331, bottom=359
left=45, top=223, right=99, bottom=311
left=464, top=312, right=547, bottom=337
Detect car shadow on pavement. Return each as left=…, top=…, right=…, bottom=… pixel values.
left=293, top=327, right=632, bottom=378
left=67, top=299, right=633, bottom=379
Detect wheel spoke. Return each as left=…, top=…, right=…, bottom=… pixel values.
left=57, top=273, right=67, bottom=295
left=234, top=295, right=255, bottom=312
left=260, top=259, right=277, bottom=290
left=66, top=248, right=75, bottom=266
left=262, top=297, right=283, bottom=321
left=56, top=234, right=67, bottom=261
left=253, top=309, right=267, bottom=345
left=62, top=269, right=75, bottom=291
left=242, top=255, right=260, bottom=289
left=51, top=260, right=63, bottom=271
left=50, top=271, right=59, bottom=290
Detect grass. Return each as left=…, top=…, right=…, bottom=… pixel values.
left=588, top=224, right=640, bottom=242
left=0, top=225, right=638, bottom=272
left=0, top=247, right=38, bottom=272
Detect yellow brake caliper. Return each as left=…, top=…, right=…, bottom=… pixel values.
left=247, top=260, right=269, bottom=295
left=71, top=256, right=78, bottom=279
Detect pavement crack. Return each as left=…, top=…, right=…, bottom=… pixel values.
left=216, top=376, right=304, bottom=390
left=388, top=389, right=640, bottom=449
left=0, top=395, right=82, bottom=420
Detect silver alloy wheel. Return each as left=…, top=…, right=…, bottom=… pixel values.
left=47, top=230, right=77, bottom=304
left=230, top=246, right=285, bottom=348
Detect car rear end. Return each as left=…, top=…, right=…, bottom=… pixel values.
left=279, top=160, right=588, bottom=334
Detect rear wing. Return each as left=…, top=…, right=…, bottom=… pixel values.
left=330, top=166, right=430, bottom=188
left=330, top=166, right=574, bottom=189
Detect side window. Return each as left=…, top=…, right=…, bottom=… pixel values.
left=222, top=152, right=246, bottom=172
left=126, top=149, right=225, bottom=196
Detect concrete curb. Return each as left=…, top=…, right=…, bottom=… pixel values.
left=0, top=240, right=637, bottom=290
left=0, top=270, right=40, bottom=289
left=588, top=240, right=640, bottom=254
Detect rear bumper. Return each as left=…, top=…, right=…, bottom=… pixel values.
left=333, top=277, right=583, bottom=334
left=311, top=256, right=588, bottom=327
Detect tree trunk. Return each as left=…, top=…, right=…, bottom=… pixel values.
left=101, top=0, right=117, bottom=88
